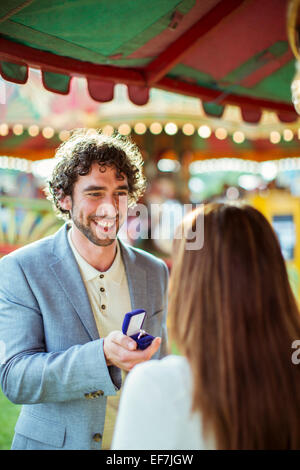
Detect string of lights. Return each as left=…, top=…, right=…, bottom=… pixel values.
left=0, top=122, right=299, bottom=143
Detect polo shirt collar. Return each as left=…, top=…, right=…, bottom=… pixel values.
left=67, top=227, right=124, bottom=284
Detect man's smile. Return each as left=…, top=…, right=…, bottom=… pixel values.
left=91, top=216, right=119, bottom=234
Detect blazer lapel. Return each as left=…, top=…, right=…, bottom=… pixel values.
left=50, top=224, right=99, bottom=341
left=119, top=240, right=148, bottom=313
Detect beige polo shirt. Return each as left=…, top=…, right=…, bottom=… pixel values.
left=67, top=228, right=132, bottom=449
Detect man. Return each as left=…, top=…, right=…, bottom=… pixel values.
left=0, top=129, right=168, bottom=450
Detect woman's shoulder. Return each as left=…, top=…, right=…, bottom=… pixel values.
left=126, top=354, right=192, bottom=396
left=131, top=353, right=189, bottom=375
left=152, top=354, right=190, bottom=375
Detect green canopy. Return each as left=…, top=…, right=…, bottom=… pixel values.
left=0, top=0, right=298, bottom=121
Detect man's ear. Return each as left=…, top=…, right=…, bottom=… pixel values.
left=59, top=194, right=72, bottom=212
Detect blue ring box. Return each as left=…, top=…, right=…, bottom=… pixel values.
left=122, top=309, right=155, bottom=350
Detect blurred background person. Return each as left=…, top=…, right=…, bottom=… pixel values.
left=112, top=202, right=300, bottom=450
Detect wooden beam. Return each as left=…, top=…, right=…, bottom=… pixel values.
left=0, top=36, right=296, bottom=115
left=0, top=1, right=35, bottom=24
left=157, top=76, right=297, bottom=114
left=0, top=36, right=144, bottom=85
left=145, top=0, right=246, bottom=85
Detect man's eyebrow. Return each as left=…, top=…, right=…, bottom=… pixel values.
left=83, top=184, right=129, bottom=192
left=83, top=185, right=106, bottom=192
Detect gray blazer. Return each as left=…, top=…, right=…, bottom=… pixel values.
left=0, top=224, right=168, bottom=450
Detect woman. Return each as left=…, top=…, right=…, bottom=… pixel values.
left=112, top=203, right=300, bottom=450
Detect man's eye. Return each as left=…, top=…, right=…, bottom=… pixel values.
left=115, top=191, right=128, bottom=197
left=88, top=193, right=104, bottom=197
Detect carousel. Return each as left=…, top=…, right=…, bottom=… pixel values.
left=1, top=0, right=300, bottom=297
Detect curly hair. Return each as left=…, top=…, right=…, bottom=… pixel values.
left=46, top=128, right=147, bottom=220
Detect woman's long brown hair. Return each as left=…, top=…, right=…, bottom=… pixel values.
left=169, top=203, right=300, bottom=449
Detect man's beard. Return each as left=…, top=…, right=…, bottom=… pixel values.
left=71, top=212, right=120, bottom=247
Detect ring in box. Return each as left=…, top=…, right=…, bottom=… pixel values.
left=122, top=309, right=154, bottom=350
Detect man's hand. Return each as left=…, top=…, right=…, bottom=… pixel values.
left=103, top=331, right=161, bottom=371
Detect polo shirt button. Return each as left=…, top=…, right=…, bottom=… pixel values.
left=99, top=274, right=104, bottom=279
left=101, top=305, right=106, bottom=310
left=100, top=287, right=105, bottom=292
left=93, top=433, right=102, bottom=442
